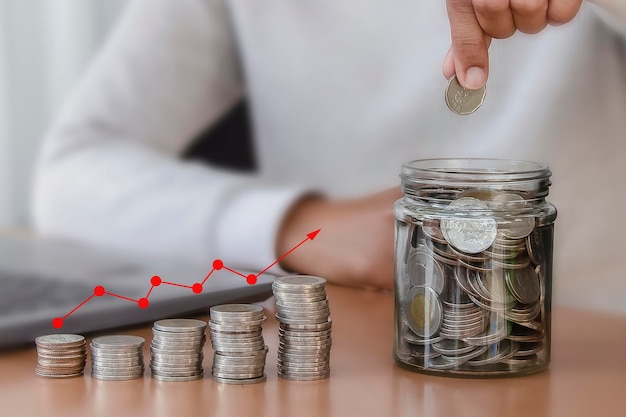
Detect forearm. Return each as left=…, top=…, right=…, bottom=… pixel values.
left=33, top=138, right=307, bottom=272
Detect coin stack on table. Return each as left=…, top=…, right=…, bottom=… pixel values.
left=150, top=319, right=207, bottom=382
left=35, top=334, right=87, bottom=378
left=209, top=304, right=268, bottom=384
left=273, top=276, right=332, bottom=381
left=90, top=335, right=145, bottom=380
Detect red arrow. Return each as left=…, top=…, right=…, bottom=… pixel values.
left=256, top=229, right=321, bottom=278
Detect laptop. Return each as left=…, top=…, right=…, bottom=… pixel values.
left=0, top=234, right=275, bottom=348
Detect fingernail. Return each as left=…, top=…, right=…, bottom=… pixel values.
left=465, top=67, right=485, bottom=90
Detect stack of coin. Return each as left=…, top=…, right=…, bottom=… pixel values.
left=35, top=334, right=86, bottom=378
left=90, top=335, right=145, bottom=380
left=150, top=319, right=206, bottom=381
left=209, top=304, right=268, bottom=384
left=273, top=275, right=332, bottom=381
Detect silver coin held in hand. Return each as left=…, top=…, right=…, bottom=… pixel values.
left=445, top=75, right=486, bottom=115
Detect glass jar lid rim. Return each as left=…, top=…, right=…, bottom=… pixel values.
left=401, top=158, right=550, bottom=182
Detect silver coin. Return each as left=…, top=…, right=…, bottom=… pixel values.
left=273, top=276, right=326, bottom=291
left=423, top=355, right=462, bottom=370
left=277, top=355, right=330, bottom=365
left=447, top=246, right=489, bottom=263
left=526, top=230, right=544, bottom=265
left=432, top=339, right=476, bottom=356
left=440, top=198, right=497, bottom=254
left=212, top=374, right=267, bottom=385
left=35, top=370, right=84, bottom=379
left=463, top=318, right=509, bottom=346
left=406, top=248, right=445, bottom=294
left=512, top=320, right=544, bottom=332
left=92, top=372, right=144, bottom=381
left=278, top=372, right=330, bottom=381
left=35, top=334, right=85, bottom=347
left=151, top=373, right=204, bottom=382
left=440, top=345, right=488, bottom=364
left=445, top=74, right=486, bottom=115
left=507, top=325, right=544, bottom=343
left=515, top=341, right=543, bottom=356
left=279, top=321, right=332, bottom=332
left=504, top=266, right=540, bottom=305
left=492, top=194, right=535, bottom=239
left=422, top=224, right=447, bottom=244
left=91, top=365, right=144, bottom=373
left=211, top=304, right=263, bottom=317
left=504, top=354, right=539, bottom=366
left=467, top=340, right=519, bottom=366
left=279, top=329, right=332, bottom=337
left=403, top=329, right=443, bottom=345
left=153, top=319, right=207, bottom=333
left=92, top=357, right=144, bottom=366
left=91, top=335, right=145, bottom=349
left=408, top=343, right=441, bottom=359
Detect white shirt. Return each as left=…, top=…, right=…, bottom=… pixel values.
left=33, top=0, right=626, bottom=313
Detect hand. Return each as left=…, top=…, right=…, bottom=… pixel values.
left=443, top=0, right=583, bottom=89
left=276, top=188, right=402, bottom=291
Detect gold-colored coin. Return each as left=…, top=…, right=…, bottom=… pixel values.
left=404, top=286, right=442, bottom=338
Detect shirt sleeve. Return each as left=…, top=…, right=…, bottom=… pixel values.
left=31, top=0, right=307, bottom=274
left=587, top=0, right=626, bottom=36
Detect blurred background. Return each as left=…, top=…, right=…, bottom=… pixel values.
left=1, top=1, right=624, bottom=317
left=0, top=0, right=124, bottom=228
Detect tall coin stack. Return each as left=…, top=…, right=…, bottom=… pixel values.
left=150, top=319, right=206, bottom=381
left=90, top=335, right=145, bottom=380
left=209, top=304, right=268, bottom=384
left=273, top=276, right=332, bottom=381
left=35, top=334, right=86, bottom=378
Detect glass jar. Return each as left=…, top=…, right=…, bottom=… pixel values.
left=393, top=158, right=557, bottom=377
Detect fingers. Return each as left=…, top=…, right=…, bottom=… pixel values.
left=443, top=0, right=583, bottom=86
left=446, top=0, right=491, bottom=90
left=473, top=0, right=516, bottom=39
left=442, top=46, right=456, bottom=80
left=510, top=0, right=549, bottom=33
left=547, top=0, right=582, bottom=25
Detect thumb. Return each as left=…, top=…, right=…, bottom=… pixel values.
left=446, top=0, right=490, bottom=90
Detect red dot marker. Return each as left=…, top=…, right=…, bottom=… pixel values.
left=138, top=298, right=149, bottom=309
left=192, top=283, right=203, bottom=294
left=94, top=286, right=105, bottom=296
left=246, top=274, right=257, bottom=285
left=52, top=318, right=63, bottom=329
left=151, top=275, right=162, bottom=286
left=212, top=259, right=224, bottom=270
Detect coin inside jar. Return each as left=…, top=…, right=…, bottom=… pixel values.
left=404, top=286, right=442, bottom=338
left=440, top=198, right=497, bottom=254
left=406, top=248, right=445, bottom=294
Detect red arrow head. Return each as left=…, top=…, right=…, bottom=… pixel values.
left=307, top=229, right=321, bottom=240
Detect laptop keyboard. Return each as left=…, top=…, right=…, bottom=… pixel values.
left=0, top=272, right=95, bottom=315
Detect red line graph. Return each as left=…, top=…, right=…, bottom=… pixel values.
left=51, top=229, right=321, bottom=329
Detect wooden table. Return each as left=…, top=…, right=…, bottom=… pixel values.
left=0, top=284, right=624, bottom=417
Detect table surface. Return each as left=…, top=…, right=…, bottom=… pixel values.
left=0, top=284, right=625, bottom=417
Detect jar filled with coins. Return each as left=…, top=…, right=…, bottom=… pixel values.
left=393, top=159, right=557, bottom=377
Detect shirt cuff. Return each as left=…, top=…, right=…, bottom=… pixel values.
left=213, top=186, right=309, bottom=276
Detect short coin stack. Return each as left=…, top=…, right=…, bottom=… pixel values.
left=150, top=319, right=206, bottom=382
left=90, top=335, right=145, bottom=380
left=273, top=276, right=332, bottom=381
left=209, top=304, right=268, bottom=384
left=35, top=334, right=87, bottom=378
